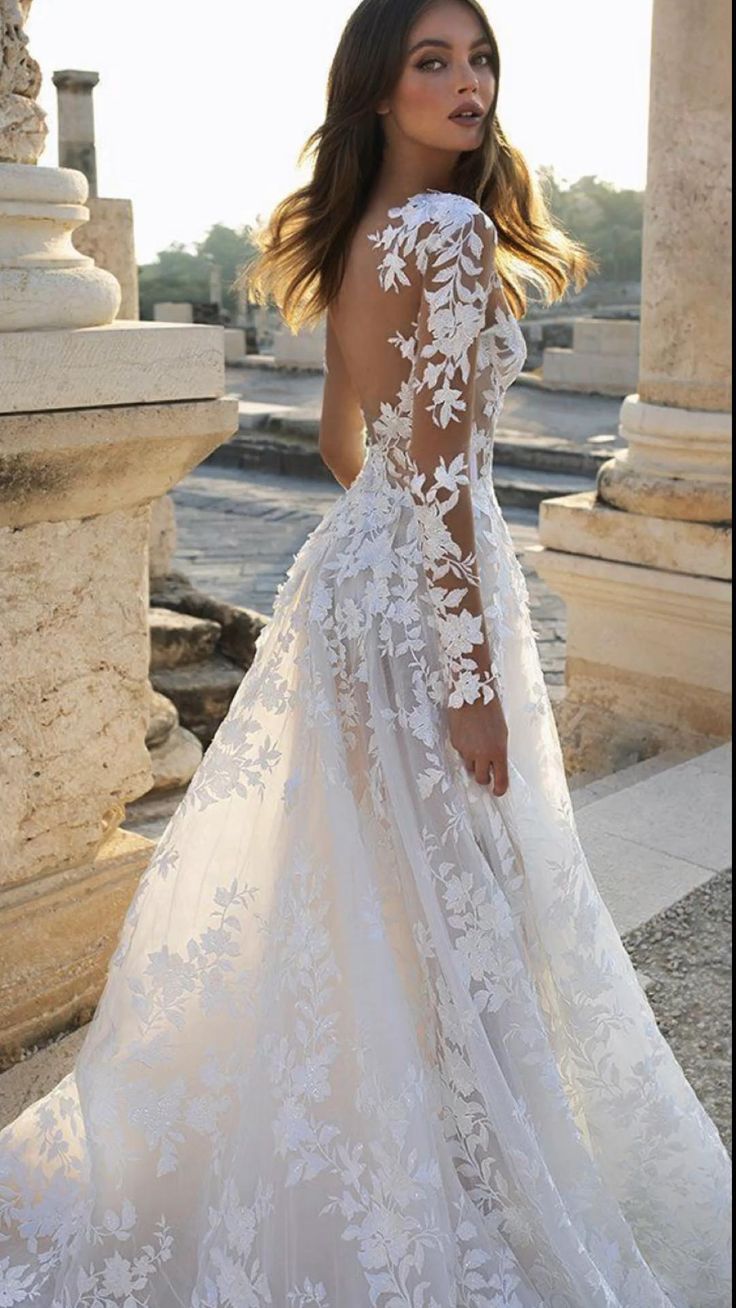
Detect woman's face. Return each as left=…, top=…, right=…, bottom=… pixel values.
left=378, top=0, right=496, bottom=152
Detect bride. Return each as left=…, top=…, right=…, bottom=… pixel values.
left=0, top=0, right=731, bottom=1304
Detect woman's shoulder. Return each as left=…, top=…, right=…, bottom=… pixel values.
left=391, top=188, right=497, bottom=240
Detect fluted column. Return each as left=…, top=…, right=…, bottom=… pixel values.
left=597, top=0, right=732, bottom=523
left=534, top=0, right=732, bottom=774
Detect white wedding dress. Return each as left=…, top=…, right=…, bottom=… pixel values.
left=0, top=190, right=731, bottom=1308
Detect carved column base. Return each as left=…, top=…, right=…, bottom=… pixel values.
left=0, top=163, right=120, bottom=330
left=597, top=395, right=732, bottom=522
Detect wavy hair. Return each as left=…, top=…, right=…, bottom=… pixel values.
left=238, top=0, right=597, bottom=329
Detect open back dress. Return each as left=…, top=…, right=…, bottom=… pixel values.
left=0, top=188, right=730, bottom=1308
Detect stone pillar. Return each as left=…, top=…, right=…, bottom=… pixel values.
left=51, top=68, right=98, bottom=195
left=534, top=0, right=732, bottom=775
left=0, top=2, right=238, bottom=1064
left=51, top=67, right=139, bottom=319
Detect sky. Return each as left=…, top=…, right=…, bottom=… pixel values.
left=29, top=0, right=654, bottom=265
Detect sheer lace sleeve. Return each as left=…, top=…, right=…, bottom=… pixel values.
left=406, top=201, right=497, bottom=710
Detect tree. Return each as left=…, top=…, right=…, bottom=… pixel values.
left=137, top=225, right=260, bottom=320
left=538, top=168, right=644, bottom=282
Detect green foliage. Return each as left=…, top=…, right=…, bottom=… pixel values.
left=138, top=225, right=259, bottom=320
left=136, top=175, right=643, bottom=318
left=538, top=167, right=644, bottom=281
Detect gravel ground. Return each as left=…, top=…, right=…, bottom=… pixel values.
left=624, top=867, right=732, bottom=1152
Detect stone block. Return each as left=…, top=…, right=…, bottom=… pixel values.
left=73, top=196, right=139, bottom=320
left=534, top=545, right=732, bottom=772
left=573, top=317, right=640, bottom=355
left=0, top=321, right=225, bottom=414
left=0, top=827, right=153, bottom=1067
left=145, top=688, right=179, bottom=748
left=542, top=347, right=638, bottom=395
left=0, top=505, right=153, bottom=884
left=0, top=396, right=239, bottom=528
left=149, top=570, right=267, bottom=668
left=151, top=653, right=244, bottom=745
left=148, top=606, right=221, bottom=670
left=149, top=493, right=177, bottom=580
left=576, top=744, right=732, bottom=934
left=538, top=492, right=732, bottom=579
left=153, top=302, right=194, bottom=323
left=273, top=318, right=326, bottom=370
left=148, top=724, right=203, bottom=793
left=224, top=327, right=247, bottom=363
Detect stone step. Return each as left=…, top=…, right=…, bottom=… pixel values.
left=492, top=465, right=595, bottom=511
left=493, top=429, right=614, bottom=478
left=207, top=433, right=596, bottom=509
left=149, top=606, right=221, bottom=670
left=150, top=653, right=244, bottom=745
left=570, top=746, right=699, bottom=808
left=122, top=785, right=190, bottom=842
left=574, top=742, right=732, bottom=937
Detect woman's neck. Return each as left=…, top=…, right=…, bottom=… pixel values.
left=373, top=147, right=460, bottom=210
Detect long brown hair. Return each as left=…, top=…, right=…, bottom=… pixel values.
left=239, top=0, right=597, bottom=330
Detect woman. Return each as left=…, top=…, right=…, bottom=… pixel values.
left=0, top=1, right=731, bottom=1304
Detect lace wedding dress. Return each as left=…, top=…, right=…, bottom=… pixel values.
left=0, top=190, right=731, bottom=1308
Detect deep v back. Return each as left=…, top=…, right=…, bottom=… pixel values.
left=331, top=188, right=527, bottom=481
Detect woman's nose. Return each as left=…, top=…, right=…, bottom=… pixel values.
left=457, top=66, right=479, bottom=93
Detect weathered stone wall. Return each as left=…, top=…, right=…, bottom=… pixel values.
left=0, top=505, right=152, bottom=882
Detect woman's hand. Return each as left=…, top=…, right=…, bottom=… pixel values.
left=448, top=694, right=509, bottom=796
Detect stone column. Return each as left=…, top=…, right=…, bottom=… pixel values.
left=52, top=67, right=139, bottom=319
left=52, top=67, right=98, bottom=194
left=0, top=1, right=238, bottom=1064
left=534, top=0, right=732, bottom=775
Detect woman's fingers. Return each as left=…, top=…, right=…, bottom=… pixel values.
left=490, top=753, right=509, bottom=796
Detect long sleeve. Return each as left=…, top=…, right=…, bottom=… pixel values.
left=405, top=203, right=498, bottom=710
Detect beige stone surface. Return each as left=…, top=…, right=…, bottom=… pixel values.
left=639, top=0, right=731, bottom=414
left=0, top=321, right=226, bottom=413
left=149, top=606, right=221, bottom=670
left=543, top=349, right=638, bottom=396
left=148, top=492, right=177, bottom=580
left=0, top=827, right=153, bottom=1066
left=0, top=395, right=238, bottom=527
left=148, top=723, right=202, bottom=792
left=597, top=452, right=732, bottom=523
left=572, top=318, right=640, bottom=356
left=153, top=301, right=194, bottom=323
left=224, top=326, right=247, bottom=363
left=0, top=505, right=153, bottom=883
left=538, top=492, right=732, bottom=579
left=0, top=162, right=121, bottom=331
left=620, top=395, right=732, bottom=481
left=0, top=1026, right=86, bottom=1129
left=273, top=317, right=326, bottom=370
left=145, top=687, right=178, bottom=748
left=577, top=744, right=732, bottom=934
left=535, top=546, right=732, bottom=772
left=72, top=196, right=139, bottom=319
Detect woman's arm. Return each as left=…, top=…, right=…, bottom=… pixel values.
left=407, top=203, right=509, bottom=794
left=318, top=312, right=366, bottom=489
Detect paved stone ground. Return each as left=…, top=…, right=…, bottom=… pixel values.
left=624, top=868, right=732, bottom=1152
left=227, top=363, right=625, bottom=452
left=170, top=464, right=567, bottom=693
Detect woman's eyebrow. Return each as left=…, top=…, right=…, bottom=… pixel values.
left=408, top=35, right=491, bottom=55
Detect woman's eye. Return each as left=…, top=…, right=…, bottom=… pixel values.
left=417, top=53, right=491, bottom=71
